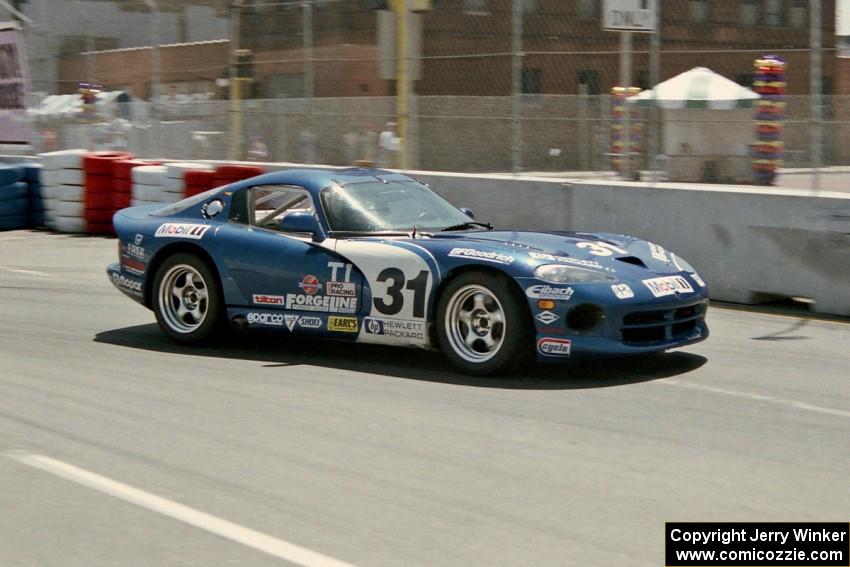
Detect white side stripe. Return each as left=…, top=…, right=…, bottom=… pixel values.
left=7, top=453, right=357, bottom=567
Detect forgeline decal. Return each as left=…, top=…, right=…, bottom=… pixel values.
left=364, top=317, right=426, bottom=340
left=285, top=294, right=358, bottom=313
left=642, top=275, right=694, bottom=298
left=528, top=251, right=606, bottom=270
left=326, top=281, right=356, bottom=297
left=648, top=242, right=669, bottom=263
left=154, top=223, right=210, bottom=239
left=448, top=247, right=515, bottom=265
left=525, top=285, right=574, bottom=301
left=611, top=283, right=635, bottom=299
left=298, top=274, right=320, bottom=295
left=534, top=311, right=560, bottom=325
left=328, top=316, right=358, bottom=332
left=575, top=240, right=628, bottom=257
left=247, top=312, right=284, bottom=326
left=537, top=337, right=571, bottom=356
left=112, top=273, right=142, bottom=294
left=253, top=294, right=284, bottom=305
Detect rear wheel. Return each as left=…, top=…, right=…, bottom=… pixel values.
left=153, top=253, right=223, bottom=344
left=437, top=272, right=532, bottom=376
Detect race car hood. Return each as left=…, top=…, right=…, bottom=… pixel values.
left=420, top=229, right=692, bottom=275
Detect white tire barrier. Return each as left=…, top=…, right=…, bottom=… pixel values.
left=54, top=184, right=85, bottom=203
left=39, top=150, right=86, bottom=233
left=39, top=149, right=86, bottom=171
left=54, top=200, right=85, bottom=217
left=41, top=168, right=84, bottom=187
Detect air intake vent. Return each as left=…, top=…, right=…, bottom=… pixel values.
left=616, top=256, right=647, bottom=268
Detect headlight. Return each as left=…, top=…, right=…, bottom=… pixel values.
left=534, top=264, right=616, bottom=284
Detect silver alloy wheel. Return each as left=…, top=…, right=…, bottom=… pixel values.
left=444, top=284, right=506, bottom=363
left=158, top=264, right=209, bottom=334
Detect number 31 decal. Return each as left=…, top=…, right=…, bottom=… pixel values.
left=576, top=241, right=628, bottom=257
left=374, top=268, right=429, bottom=318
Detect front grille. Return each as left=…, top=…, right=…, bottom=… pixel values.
left=621, top=301, right=706, bottom=345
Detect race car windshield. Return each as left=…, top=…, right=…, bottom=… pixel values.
left=320, top=181, right=472, bottom=232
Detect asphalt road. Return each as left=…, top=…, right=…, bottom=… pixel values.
left=0, top=230, right=848, bottom=567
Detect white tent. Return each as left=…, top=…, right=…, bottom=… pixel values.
left=629, top=67, right=760, bottom=182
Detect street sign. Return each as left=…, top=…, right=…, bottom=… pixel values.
left=603, top=0, right=657, bottom=32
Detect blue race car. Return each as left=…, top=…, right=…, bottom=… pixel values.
left=108, top=168, right=708, bottom=375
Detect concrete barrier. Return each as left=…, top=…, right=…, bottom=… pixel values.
left=406, top=171, right=850, bottom=317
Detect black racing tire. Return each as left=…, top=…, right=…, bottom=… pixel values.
left=152, top=253, right=224, bottom=345
left=436, top=271, right=533, bottom=376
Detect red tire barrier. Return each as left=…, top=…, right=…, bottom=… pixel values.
left=113, top=159, right=162, bottom=180
left=85, top=192, right=113, bottom=210
left=84, top=174, right=115, bottom=194
left=184, top=169, right=217, bottom=197
left=85, top=209, right=114, bottom=224
left=83, top=151, right=133, bottom=175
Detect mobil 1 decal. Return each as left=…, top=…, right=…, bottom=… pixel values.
left=333, top=240, right=434, bottom=320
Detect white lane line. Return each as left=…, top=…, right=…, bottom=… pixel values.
left=7, top=453, right=357, bottom=567
left=662, top=380, right=850, bottom=420
left=2, top=268, right=52, bottom=277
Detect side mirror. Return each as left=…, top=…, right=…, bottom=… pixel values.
left=280, top=212, right=323, bottom=241
left=459, top=207, right=475, bottom=219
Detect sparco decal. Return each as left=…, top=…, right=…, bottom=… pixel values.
left=253, top=294, right=284, bottom=305
left=285, top=294, right=358, bottom=313
left=299, top=275, right=320, bottom=295
left=526, top=285, right=574, bottom=301
left=328, top=316, right=358, bottom=332
left=326, top=281, right=356, bottom=297
left=298, top=316, right=323, bottom=329
left=247, top=312, right=284, bottom=326
left=642, top=275, right=694, bottom=298
left=448, top=247, right=514, bottom=265
left=154, top=223, right=210, bottom=240
left=537, top=338, right=571, bottom=356
left=364, top=317, right=426, bottom=340
left=112, top=273, right=142, bottom=293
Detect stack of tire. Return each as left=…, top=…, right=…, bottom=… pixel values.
left=164, top=162, right=214, bottom=203
left=40, top=149, right=88, bottom=233
left=131, top=165, right=169, bottom=207
left=184, top=169, right=217, bottom=197
left=112, top=159, right=159, bottom=212
left=24, top=164, right=45, bottom=228
left=214, top=164, right=265, bottom=187
left=0, top=165, right=28, bottom=231
left=83, top=151, right=133, bottom=235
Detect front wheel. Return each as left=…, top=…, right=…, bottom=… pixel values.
left=153, top=253, right=223, bottom=345
left=436, top=272, right=532, bottom=376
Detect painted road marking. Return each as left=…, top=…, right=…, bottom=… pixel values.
left=663, top=380, right=850, bottom=420
left=7, top=453, right=357, bottom=567
left=2, top=267, right=51, bottom=277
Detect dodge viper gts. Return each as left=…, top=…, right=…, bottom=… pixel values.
left=107, top=168, right=708, bottom=375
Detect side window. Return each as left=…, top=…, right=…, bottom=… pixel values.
left=229, top=189, right=250, bottom=224
left=247, top=185, right=316, bottom=232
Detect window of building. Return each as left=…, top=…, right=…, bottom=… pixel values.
left=577, top=0, right=597, bottom=19
left=789, top=0, right=807, bottom=30
left=577, top=70, right=601, bottom=95
left=688, top=0, right=710, bottom=24
left=522, top=68, right=541, bottom=94
left=464, top=0, right=490, bottom=15
left=741, top=0, right=759, bottom=27
left=765, top=0, right=783, bottom=27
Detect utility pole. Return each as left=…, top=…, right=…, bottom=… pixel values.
left=511, top=0, right=522, bottom=174
left=144, top=0, right=160, bottom=118
left=389, top=0, right=410, bottom=169
left=810, top=0, right=822, bottom=192
left=228, top=0, right=243, bottom=161
left=303, top=0, right=314, bottom=163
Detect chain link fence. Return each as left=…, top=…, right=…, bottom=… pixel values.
left=17, top=0, right=845, bottom=191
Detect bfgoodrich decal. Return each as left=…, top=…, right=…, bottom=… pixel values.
left=154, top=223, right=210, bottom=239
left=448, top=247, right=514, bottom=265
